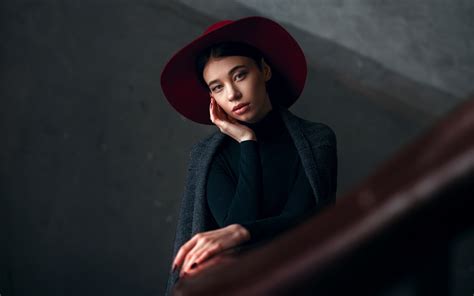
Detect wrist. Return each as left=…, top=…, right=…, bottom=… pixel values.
left=233, top=224, right=251, bottom=241
left=239, top=132, right=257, bottom=143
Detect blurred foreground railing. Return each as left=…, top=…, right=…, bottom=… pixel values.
left=172, top=97, right=474, bottom=296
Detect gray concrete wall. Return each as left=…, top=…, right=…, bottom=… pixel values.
left=1, top=1, right=472, bottom=295
left=179, top=0, right=474, bottom=99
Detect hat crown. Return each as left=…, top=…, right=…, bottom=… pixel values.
left=202, top=20, right=234, bottom=35
left=161, top=16, right=307, bottom=125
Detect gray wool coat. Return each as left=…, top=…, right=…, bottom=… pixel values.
left=164, top=104, right=337, bottom=295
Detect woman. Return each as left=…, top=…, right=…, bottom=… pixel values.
left=160, top=16, right=337, bottom=294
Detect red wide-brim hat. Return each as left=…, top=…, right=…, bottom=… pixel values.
left=160, top=16, right=307, bottom=125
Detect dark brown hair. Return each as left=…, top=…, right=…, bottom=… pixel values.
left=195, top=41, right=265, bottom=91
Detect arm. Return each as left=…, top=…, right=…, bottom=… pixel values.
left=206, top=139, right=263, bottom=226
left=207, top=136, right=337, bottom=245
left=172, top=140, right=260, bottom=278
left=179, top=138, right=337, bottom=275
left=239, top=144, right=339, bottom=251
left=239, top=144, right=338, bottom=246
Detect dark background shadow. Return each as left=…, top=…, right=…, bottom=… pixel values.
left=1, top=1, right=473, bottom=295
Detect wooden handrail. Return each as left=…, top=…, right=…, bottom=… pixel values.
left=172, top=97, right=474, bottom=296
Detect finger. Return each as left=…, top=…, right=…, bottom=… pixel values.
left=185, top=267, right=200, bottom=276
left=185, top=248, right=226, bottom=278
left=181, top=240, right=210, bottom=274
left=184, top=252, right=224, bottom=276
left=181, top=253, right=198, bottom=276
left=216, top=106, right=232, bottom=130
left=209, top=99, right=215, bottom=122
left=213, top=100, right=224, bottom=121
left=210, top=98, right=221, bottom=124
left=182, top=240, right=224, bottom=274
left=173, top=237, right=198, bottom=269
left=212, top=103, right=229, bottom=130
left=216, top=102, right=228, bottom=120
left=193, top=243, right=222, bottom=265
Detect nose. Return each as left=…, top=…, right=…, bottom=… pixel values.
left=226, top=83, right=241, bottom=101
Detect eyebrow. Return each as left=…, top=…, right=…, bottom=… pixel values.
left=207, top=65, right=247, bottom=87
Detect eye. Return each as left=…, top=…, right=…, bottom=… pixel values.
left=211, top=85, right=222, bottom=92
left=234, top=71, right=247, bottom=81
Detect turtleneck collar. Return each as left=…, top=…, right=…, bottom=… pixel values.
left=238, top=106, right=286, bottom=140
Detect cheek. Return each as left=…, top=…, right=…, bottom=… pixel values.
left=250, top=79, right=267, bottom=99
left=239, top=80, right=257, bottom=97
left=251, top=75, right=265, bottom=90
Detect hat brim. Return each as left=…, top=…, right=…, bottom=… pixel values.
left=160, top=16, right=307, bottom=125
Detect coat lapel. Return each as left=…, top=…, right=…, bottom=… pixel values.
left=278, top=107, right=321, bottom=205
left=191, top=131, right=226, bottom=235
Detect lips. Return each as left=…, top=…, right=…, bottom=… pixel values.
left=232, top=103, right=249, bottom=111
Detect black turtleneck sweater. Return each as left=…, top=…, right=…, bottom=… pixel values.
left=206, top=107, right=318, bottom=248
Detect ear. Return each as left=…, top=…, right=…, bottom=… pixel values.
left=261, top=58, right=272, bottom=82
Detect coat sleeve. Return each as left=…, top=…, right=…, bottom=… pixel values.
left=164, top=144, right=199, bottom=296
left=308, top=123, right=338, bottom=207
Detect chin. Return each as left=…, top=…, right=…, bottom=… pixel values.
left=237, top=113, right=255, bottom=123
left=236, top=116, right=251, bottom=124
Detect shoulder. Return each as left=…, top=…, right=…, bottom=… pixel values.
left=186, top=131, right=224, bottom=161
left=282, top=108, right=336, bottom=147
left=191, top=131, right=221, bottom=150
left=299, top=118, right=336, bottom=147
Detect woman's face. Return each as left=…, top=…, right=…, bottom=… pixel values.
left=203, top=55, right=272, bottom=123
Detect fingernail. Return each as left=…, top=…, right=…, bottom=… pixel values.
left=190, top=263, right=197, bottom=269
left=171, top=264, right=177, bottom=272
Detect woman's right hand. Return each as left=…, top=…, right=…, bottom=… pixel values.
left=209, top=97, right=256, bottom=143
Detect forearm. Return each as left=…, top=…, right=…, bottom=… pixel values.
left=208, top=140, right=263, bottom=226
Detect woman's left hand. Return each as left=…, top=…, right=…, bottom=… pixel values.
left=172, top=224, right=251, bottom=277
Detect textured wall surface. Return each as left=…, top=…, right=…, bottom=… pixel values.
left=1, top=1, right=472, bottom=295
left=179, top=0, right=474, bottom=99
